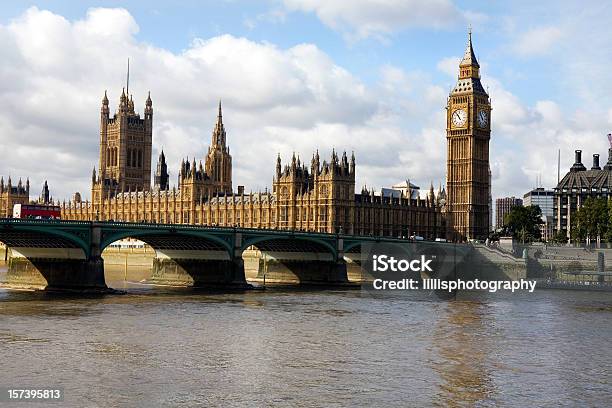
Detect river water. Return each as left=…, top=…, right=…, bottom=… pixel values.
left=0, top=264, right=611, bottom=407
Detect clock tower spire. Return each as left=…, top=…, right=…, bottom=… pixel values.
left=446, top=29, right=491, bottom=242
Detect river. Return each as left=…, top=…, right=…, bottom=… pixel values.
left=0, top=264, right=611, bottom=407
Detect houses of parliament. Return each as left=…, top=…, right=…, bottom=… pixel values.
left=4, top=33, right=491, bottom=241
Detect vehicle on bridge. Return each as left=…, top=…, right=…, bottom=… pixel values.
left=13, top=204, right=61, bottom=220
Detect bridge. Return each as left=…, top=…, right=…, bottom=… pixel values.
left=0, top=218, right=409, bottom=291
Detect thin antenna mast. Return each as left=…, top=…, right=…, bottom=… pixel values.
left=557, top=149, right=560, bottom=184
left=126, top=58, right=130, bottom=96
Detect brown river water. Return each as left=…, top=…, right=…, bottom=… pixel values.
left=0, top=261, right=611, bottom=407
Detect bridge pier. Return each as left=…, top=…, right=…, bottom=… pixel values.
left=149, top=253, right=248, bottom=288
left=1, top=224, right=109, bottom=291
left=344, top=253, right=372, bottom=283
left=149, top=257, right=248, bottom=288
left=243, top=249, right=349, bottom=285
left=3, top=248, right=107, bottom=291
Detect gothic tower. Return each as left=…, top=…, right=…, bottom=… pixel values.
left=40, top=180, right=50, bottom=204
left=205, top=101, right=232, bottom=194
left=446, top=30, right=491, bottom=241
left=154, top=150, right=169, bottom=191
left=96, top=87, right=153, bottom=197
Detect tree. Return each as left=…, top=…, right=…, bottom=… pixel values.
left=605, top=199, right=612, bottom=242
left=571, top=197, right=609, bottom=244
left=551, top=230, right=568, bottom=244
left=503, top=205, right=544, bottom=243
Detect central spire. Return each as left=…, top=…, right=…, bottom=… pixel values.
left=460, top=27, right=479, bottom=68
left=211, top=100, right=226, bottom=148
left=458, top=27, right=480, bottom=80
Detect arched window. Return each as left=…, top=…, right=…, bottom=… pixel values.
left=319, top=207, right=327, bottom=222
left=106, top=148, right=111, bottom=166
left=320, top=185, right=328, bottom=197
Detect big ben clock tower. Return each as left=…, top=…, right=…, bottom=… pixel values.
left=446, top=30, right=491, bottom=241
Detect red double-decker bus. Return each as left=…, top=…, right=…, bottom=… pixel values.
left=13, top=204, right=61, bottom=219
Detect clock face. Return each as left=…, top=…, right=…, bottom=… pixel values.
left=451, top=109, right=467, bottom=127
left=477, top=110, right=488, bottom=127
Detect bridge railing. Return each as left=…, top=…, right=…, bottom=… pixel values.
left=0, top=217, right=417, bottom=242
left=0, top=218, right=92, bottom=226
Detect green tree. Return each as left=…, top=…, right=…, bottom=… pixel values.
left=503, top=205, right=543, bottom=243
left=606, top=199, right=612, bottom=242
left=551, top=230, right=568, bottom=244
left=571, top=197, right=609, bottom=244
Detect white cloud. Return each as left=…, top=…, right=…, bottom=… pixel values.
left=436, top=56, right=460, bottom=77
left=487, top=77, right=612, bottom=199
left=512, top=26, right=563, bottom=57
left=0, top=7, right=380, bottom=200
left=280, top=0, right=471, bottom=40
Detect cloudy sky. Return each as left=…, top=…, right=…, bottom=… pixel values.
left=1, top=1, right=612, bottom=202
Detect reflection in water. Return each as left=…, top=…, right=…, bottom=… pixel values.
left=104, top=264, right=153, bottom=289
left=431, top=301, right=495, bottom=407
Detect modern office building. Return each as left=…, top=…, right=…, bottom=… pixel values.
left=495, top=197, right=523, bottom=230
left=524, top=187, right=555, bottom=241
left=523, top=188, right=554, bottom=217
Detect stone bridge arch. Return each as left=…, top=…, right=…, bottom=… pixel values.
left=100, top=229, right=233, bottom=256
left=240, top=234, right=338, bottom=258
left=240, top=233, right=346, bottom=285
left=0, top=224, right=90, bottom=255
left=99, top=227, right=243, bottom=288
left=0, top=222, right=95, bottom=290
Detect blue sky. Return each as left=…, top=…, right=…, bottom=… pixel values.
left=1, top=1, right=612, bottom=201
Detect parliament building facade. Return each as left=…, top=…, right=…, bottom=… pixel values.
left=60, top=34, right=490, bottom=241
